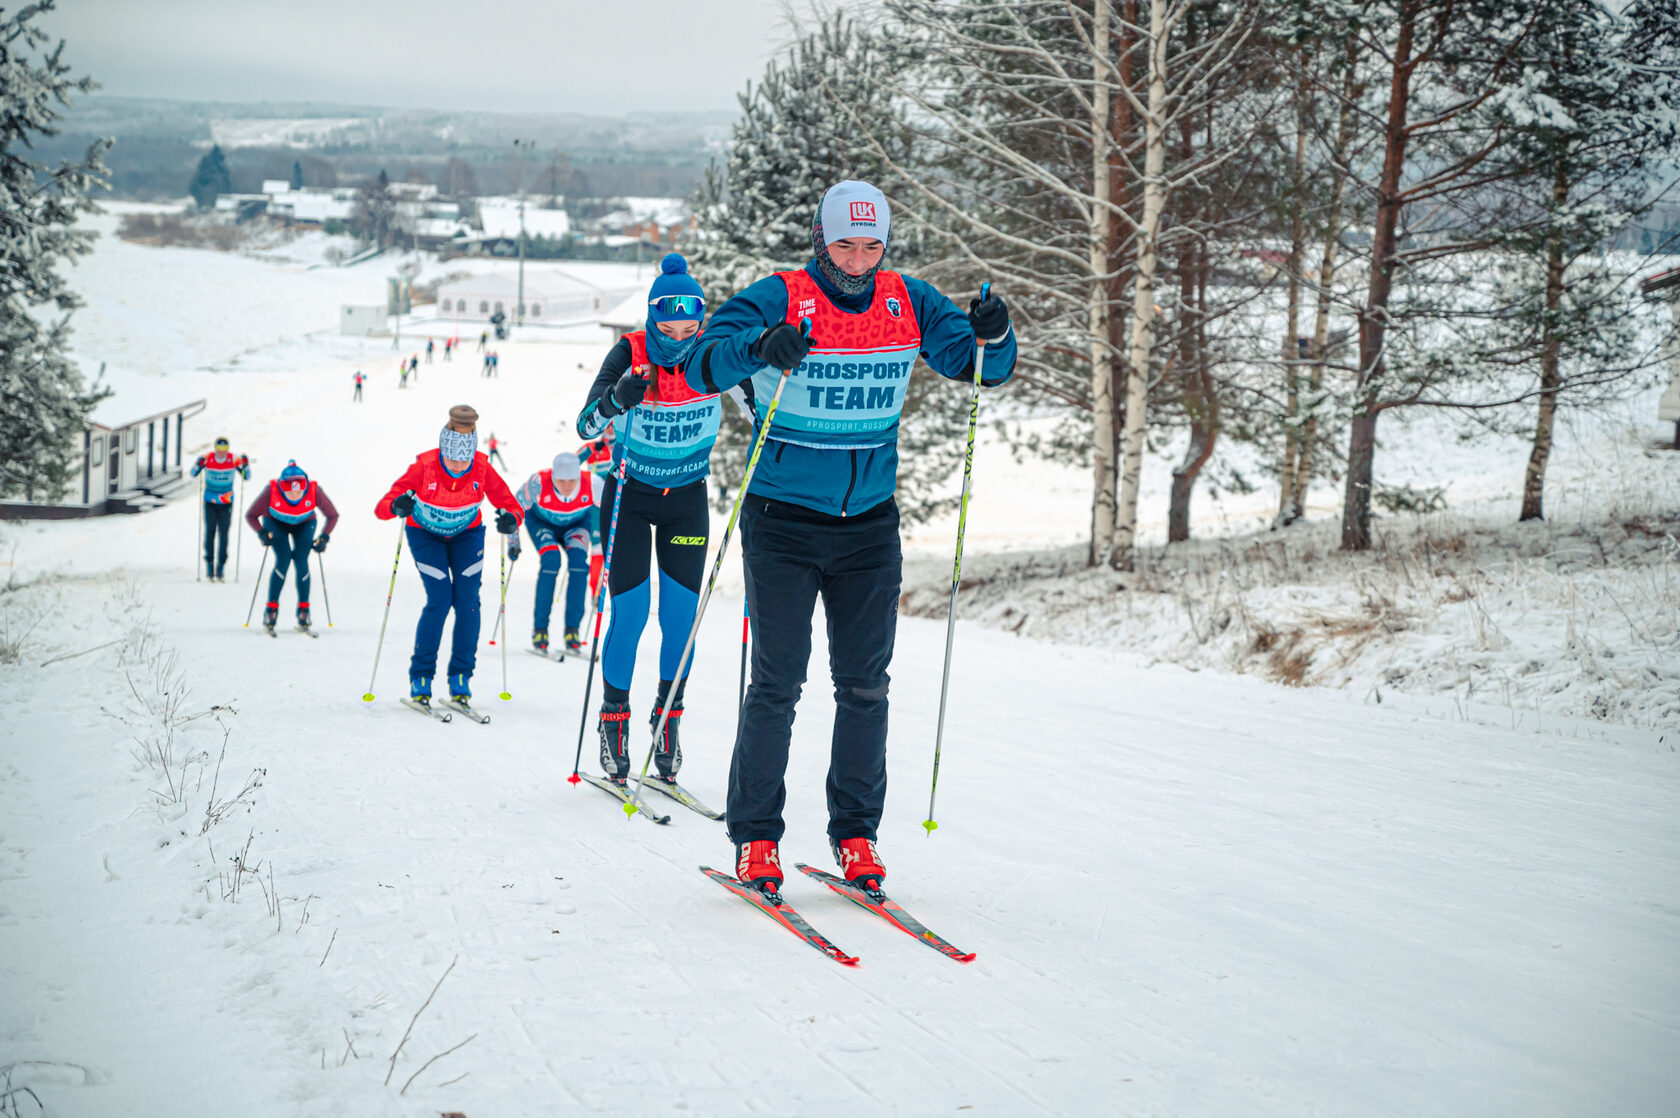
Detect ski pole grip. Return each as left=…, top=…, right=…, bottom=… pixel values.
left=980, top=281, right=991, bottom=303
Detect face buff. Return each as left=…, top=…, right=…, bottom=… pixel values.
left=439, top=426, right=477, bottom=464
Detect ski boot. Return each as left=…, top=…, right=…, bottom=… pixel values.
left=597, top=699, right=632, bottom=784
left=735, top=841, right=784, bottom=895
left=408, top=676, right=434, bottom=712
left=832, top=837, right=886, bottom=891
left=650, top=699, right=683, bottom=783
left=296, top=602, right=311, bottom=631
left=261, top=602, right=278, bottom=634
left=448, top=674, right=471, bottom=704
left=532, top=628, right=549, bottom=653
left=563, top=627, right=583, bottom=655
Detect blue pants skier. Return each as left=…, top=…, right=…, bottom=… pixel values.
left=527, top=520, right=595, bottom=633
left=263, top=516, right=316, bottom=620
left=405, top=524, right=486, bottom=698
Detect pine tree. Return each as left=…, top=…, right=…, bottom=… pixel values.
left=688, top=14, right=966, bottom=526
left=188, top=143, right=231, bottom=210
left=0, top=1, right=111, bottom=502
left=289, top=159, right=303, bottom=190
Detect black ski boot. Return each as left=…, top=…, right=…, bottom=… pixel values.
left=563, top=627, right=583, bottom=655
left=296, top=603, right=311, bottom=630
left=650, top=678, right=684, bottom=782
left=261, top=602, right=278, bottom=633
left=598, top=699, right=632, bottom=782
left=532, top=628, right=548, bottom=653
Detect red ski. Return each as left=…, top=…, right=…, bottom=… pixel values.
left=796, top=864, right=976, bottom=963
left=699, top=867, right=859, bottom=966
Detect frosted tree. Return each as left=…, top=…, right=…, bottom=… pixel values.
left=0, top=1, right=111, bottom=502
left=1493, top=0, right=1680, bottom=521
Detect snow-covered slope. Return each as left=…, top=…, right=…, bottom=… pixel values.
left=2, top=221, right=1677, bottom=1116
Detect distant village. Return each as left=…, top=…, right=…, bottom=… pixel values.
left=212, top=178, right=695, bottom=260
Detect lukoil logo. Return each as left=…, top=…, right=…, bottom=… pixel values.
left=849, top=200, right=877, bottom=224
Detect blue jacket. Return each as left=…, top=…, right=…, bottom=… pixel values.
left=685, top=260, right=1015, bottom=516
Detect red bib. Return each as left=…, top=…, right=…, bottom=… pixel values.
left=267, top=478, right=318, bottom=525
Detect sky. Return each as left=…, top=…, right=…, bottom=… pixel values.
left=41, top=0, right=827, bottom=115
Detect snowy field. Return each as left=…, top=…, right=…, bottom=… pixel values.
left=2, top=218, right=1678, bottom=1116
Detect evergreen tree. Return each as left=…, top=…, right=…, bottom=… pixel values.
left=688, top=15, right=966, bottom=526
left=188, top=143, right=231, bottom=210
left=0, top=1, right=111, bottom=501
left=353, top=168, right=396, bottom=247
left=289, top=158, right=303, bottom=190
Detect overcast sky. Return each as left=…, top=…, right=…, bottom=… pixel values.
left=42, top=0, right=822, bottom=115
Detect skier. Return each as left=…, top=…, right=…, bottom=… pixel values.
left=426, top=338, right=435, bottom=363
left=444, top=337, right=454, bottom=362
left=684, top=181, right=1016, bottom=894
left=375, top=404, right=524, bottom=710
left=486, top=432, right=508, bottom=471
left=481, top=350, right=491, bottom=378
left=245, top=460, right=340, bottom=633
left=576, top=429, right=615, bottom=596
left=353, top=370, right=365, bottom=403
left=409, top=353, right=420, bottom=383
left=190, top=437, right=250, bottom=581
left=515, top=451, right=599, bottom=655
left=478, top=329, right=488, bottom=353
left=490, top=351, right=500, bottom=377
left=398, top=361, right=409, bottom=389
left=575, top=252, right=718, bottom=787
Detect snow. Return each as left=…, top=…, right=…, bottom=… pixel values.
left=3, top=218, right=1678, bottom=1115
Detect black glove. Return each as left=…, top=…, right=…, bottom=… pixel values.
left=607, top=369, right=650, bottom=414
left=258, top=529, right=274, bottom=547
left=312, top=533, right=329, bottom=553
left=390, top=492, right=416, bottom=517
left=751, top=322, right=814, bottom=370
left=969, top=292, right=1010, bottom=342
left=495, top=509, right=518, bottom=534
left=507, top=539, right=521, bottom=562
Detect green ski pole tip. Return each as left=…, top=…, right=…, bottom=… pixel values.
left=362, top=693, right=375, bottom=702
left=923, top=819, right=939, bottom=834
left=623, top=801, right=638, bottom=818
left=498, top=691, right=512, bottom=701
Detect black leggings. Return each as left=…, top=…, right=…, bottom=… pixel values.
left=598, top=475, right=708, bottom=704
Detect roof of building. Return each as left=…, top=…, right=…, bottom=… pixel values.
left=479, top=201, right=571, bottom=240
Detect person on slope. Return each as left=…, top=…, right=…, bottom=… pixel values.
left=399, top=360, right=410, bottom=389
left=353, top=370, right=365, bottom=403
left=575, top=427, right=615, bottom=597
left=245, top=460, right=340, bottom=633
left=374, top=404, right=523, bottom=710
left=444, top=336, right=454, bottom=362
left=426, top=338, right=435, bottom=363
left=575, top=252, right=719, bottom=788
left=684, top=180, right=1016, bottom=895
left=515, top=450, right=599, bottom=655
left=191, top=436, right=251, bottom=581
left=486, top=432, right=508, bottom=471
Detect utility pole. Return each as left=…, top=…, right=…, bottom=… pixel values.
left=513, top=139, right=529, bottom=332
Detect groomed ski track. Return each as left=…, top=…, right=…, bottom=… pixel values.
left=3, top=216, right=1677, bottom=1116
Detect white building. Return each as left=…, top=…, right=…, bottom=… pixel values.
left=478, top=199, right=571, bottom=240
left=434, top=272, right=635, bottom=325
left=340, top=305, right=387, bottom=336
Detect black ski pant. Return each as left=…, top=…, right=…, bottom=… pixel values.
left=203, top=501, right=232, bottom=577
left=727, top=495, right=900, bottom=845
left=263, top=515, right=316, bottom=616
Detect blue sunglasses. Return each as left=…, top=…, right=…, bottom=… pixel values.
left=649, top=294, right=704, bottom=316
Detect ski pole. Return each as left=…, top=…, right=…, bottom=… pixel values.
left=362, top=521, right=406, bottom=702
left=737, top=598, right=750, bottom=733
left=497, top=533, right=511, bottom=701
left=570, top=454, right=630, bottom=783
left=316, top=550, right=334, bottom=627
left=628, top=322, right=808, bottom=817
left=235, top=473, right=244, bottom=582
left=195, top=476, right=204, bottom=581
left=926, top=284, right=993, bottom=836
left=242, top=542, right=271, bottom=628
